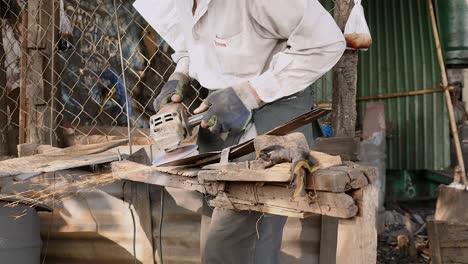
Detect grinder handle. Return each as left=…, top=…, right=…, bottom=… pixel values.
left=187, top=113, right=204, bottom=127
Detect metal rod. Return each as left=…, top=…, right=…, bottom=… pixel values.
left=428, top=0, right=466, bottom=184
left=357, top=86, right=455, bottom=101
left=187, top=113, right=203, bottom=127
left=113, top=0, right=132, bottom=155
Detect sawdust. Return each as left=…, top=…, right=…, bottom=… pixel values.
left=0, top=170, right=118, bottom=210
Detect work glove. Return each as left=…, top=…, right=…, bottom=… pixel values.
left=254, top=133, right=312, bottom=168
left=254, top=133, right=316, bottom=199
left=194, top=82, right=260, bottom=135
left=153, top=72, right=190, bottom=113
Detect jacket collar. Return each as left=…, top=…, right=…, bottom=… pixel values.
left=193, top=0, right=210, bottom=25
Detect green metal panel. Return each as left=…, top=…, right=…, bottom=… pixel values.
left=358, top=0, right=450, bottom=170
left=312, top=0, right=337, bottom=105
left=435, top=0, right=468, bottom=65
left=312, top=71, right=333, bottom=105
left=310, top=0, right=450, bottom=170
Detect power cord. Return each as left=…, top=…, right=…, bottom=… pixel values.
left=123, top=181, right=137, bottom=264
left=158, top=187, right=165, bottom=264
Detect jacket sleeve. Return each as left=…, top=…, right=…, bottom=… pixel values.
left=248, top=0, right=346, bottom=102
left=171, top=44, right=190, bottom=77
left=170, top=1, right=190, bottom=78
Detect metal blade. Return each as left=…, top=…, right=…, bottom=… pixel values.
left=158, top=107, right=332, bottom=167
left=152, top=144, right=199, bottom=165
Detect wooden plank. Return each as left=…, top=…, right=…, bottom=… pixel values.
left=112, top=160, right=217, bottom=194
left=336, top=185, right=378, bottom=264
left=27, top=0, right=48, bottom=49
left=309, top=151, right=342, bottom=169
left=435, top=184, right=468, bottom=223
left=113, top=161, right=358, bottom=218
left=209, top=196, right=312, bottom=218
left=353, top=163, right=378, bottom=184
left=320, top=216, right=338, bottom=264
left=441, top=248, right=468, bottom=264
left=154, top=166, right=200, bottom=178
left=14, top=151, right=121, bottom=181
left=202, top=161, right=371, bottom=191
left=202, top=160, right=266, bottom=171
left=428, top=219, right=468, bottom=244
left=427, top=217, right=468, bottom=264
left=17, top=143, right=39, bottom=157
left=198, top=163, right=292, bottom=182
left=307, top=166, right=369, bottom=193
left=441, top=240, right=468, bottom=248
left=313, top=137, right=360, bottom=161
left=224, top=184, right=358, bottom=219
left=332, top=165, right=369, bottom=189
left=0, top=140, right=128, bottom=180
left=427, top=216, right=443, bottom=264
left=307, top=169, right=350, bottom=193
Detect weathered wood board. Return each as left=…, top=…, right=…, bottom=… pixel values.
left=200, top=161, right=374, bottom=193
left=199, top=163, right=292, bottom=182
left=0, top=140, right=128, bottom=181
left=427, top=216, right=468, bottom=264
left=112, top=161, right=360, bottom=218
left=336, top=185, right=379, bottom=264
left=313, top=137, right=360, bottom=161
left=209, top=197, right=313, bottom=219
left=435, top=184, right=468, bottom=224
left=112, top=160, right=216, bottom=194
left=220, top=183, right=358, bottom=219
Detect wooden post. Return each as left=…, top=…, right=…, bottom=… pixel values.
left=19, top=5, right=28, bottom=144
left=318, top=1, right=359, bottom=263
left=326, top=1, right=378, bottom=263
left=19, top=0, right=54, bottom=145
left=0, top=25, right=8, bottom=155
left=336, top=185, right=379, bottom=264
left=332, top=0, right=359, bottom=138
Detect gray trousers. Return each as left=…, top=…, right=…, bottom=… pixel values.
left=198, top=88, right=314, bottom=264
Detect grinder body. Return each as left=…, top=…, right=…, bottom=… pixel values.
left=150, top=103, right=202, bottom=152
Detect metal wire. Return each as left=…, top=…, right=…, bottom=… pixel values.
left=0, top=0, right=208, bottom=152
left=129, top=183, right=138, bottom=264
left=0, top=0, right=333, bottom=153
left=113, top=0, right=132, bottom=155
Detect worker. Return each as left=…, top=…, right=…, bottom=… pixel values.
left=153, top=0, right=345, bottom=263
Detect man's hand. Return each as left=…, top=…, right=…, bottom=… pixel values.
left=153, top=72, right=190, bottom=112
left=193, top=82, right=262, bottom=135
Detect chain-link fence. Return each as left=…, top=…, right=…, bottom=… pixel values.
left=0, top=0, right=335, bottom=156
left=0, top=0, right=208, bottom=155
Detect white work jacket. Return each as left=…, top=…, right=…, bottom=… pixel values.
left=172, top=0, right=346, bottom=103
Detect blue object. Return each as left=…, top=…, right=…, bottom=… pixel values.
left=320, top=124, right=333, bottom=138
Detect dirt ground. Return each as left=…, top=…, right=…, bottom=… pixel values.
left=377, top=202, right=435, bottom=264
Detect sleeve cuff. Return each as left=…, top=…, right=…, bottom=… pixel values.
left=173, top=56, right=190, bottom=77
left=171, top=51, right=189, bottom=63
left=249, top=71, right=282, bottom=103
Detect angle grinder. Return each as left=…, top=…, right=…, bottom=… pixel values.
left=150, top=103, right=203, bottom=165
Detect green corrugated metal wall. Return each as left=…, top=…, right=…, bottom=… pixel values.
left=312, top=0, right=336, bottom=104
left=313, top=0, right=450, bottom=170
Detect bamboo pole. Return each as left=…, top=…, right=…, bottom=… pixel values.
left=428, top=0, right=466, bottom=184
